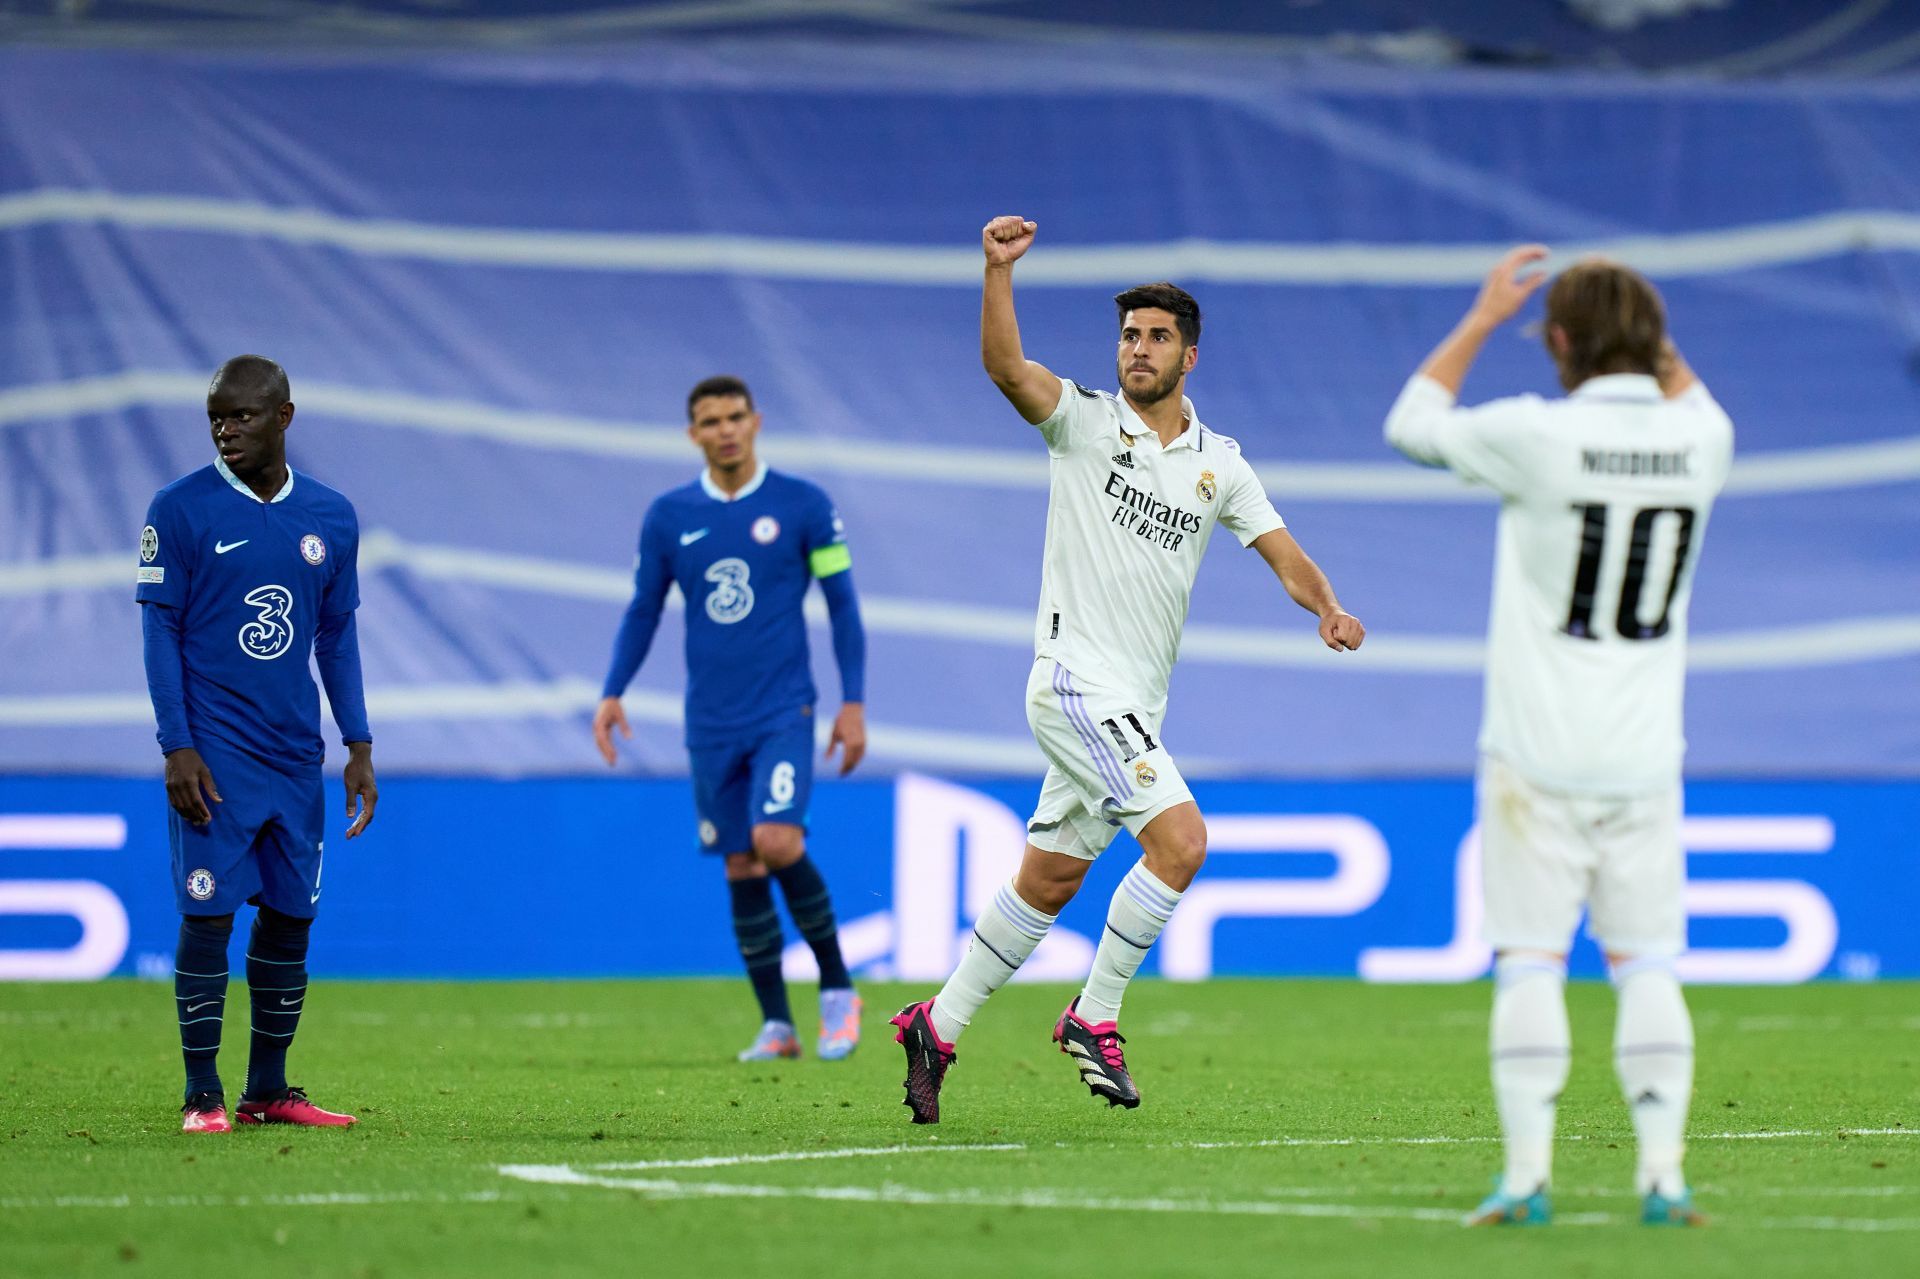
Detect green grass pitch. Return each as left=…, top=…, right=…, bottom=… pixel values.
left=2, top=979, right=1916, bottom=1277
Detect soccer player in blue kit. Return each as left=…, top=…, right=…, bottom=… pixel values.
left=594, top=376, right=869, bottom=1062
left=138, top=356, right=377, bottom=1134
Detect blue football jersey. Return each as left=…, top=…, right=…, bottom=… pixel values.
left=135, top=461, right=361, bottom=770
left=624, top=466, right=848, bottom=747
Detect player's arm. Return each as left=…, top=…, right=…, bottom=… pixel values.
left=817, top=569, right=867, bottom=777
left=135, top=496, right=220, bottom=825
left=1250, top=529, right=1365, bottom=652
left=315, top=514, right=376, bottom=837
left=1656, top=337, right=1700, bottom=399
left=314, top=611, right=377, bottom=839
left=142, top=602, right=221, bottom=826
left=981, top=215, right=1063, bottom=425
left=1386, top=244, right=1549, bottom=467
left=594, top=514, right=672, bottom=766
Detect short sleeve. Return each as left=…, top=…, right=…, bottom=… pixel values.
left=320, top=504, right=361, bottom=616
left=1216, top=449, right=1287, bottom=548
left=1034, top=378, right=1110, bottom=457
left=133, top=492, right=191, bottom=608
left=1383, top=375, right=1542, bottom=497
left=803, top=487, right=851, bottom=579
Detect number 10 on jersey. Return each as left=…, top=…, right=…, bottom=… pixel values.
left=1563, top=503, right=1698, bottom=642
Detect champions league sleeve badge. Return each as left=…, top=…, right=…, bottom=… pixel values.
left=141, top=525, right=159, bottom=562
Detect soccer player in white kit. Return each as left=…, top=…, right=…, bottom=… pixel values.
left=1385, top=247, right=1733, bottom=1227
left=890, top=216, right=1366, bottom=1123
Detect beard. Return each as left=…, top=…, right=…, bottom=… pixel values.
left=1118, top=358, right=1183, bottom=407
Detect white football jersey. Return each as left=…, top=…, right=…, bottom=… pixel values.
left=1032, top=378, right=1287, bottom=713
left=1385, top=372, right=1734, bottom=794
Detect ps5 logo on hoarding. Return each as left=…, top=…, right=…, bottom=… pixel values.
left=0, top=814, right=132, bottom=981
left=780, top=777, right=1846, bottom=986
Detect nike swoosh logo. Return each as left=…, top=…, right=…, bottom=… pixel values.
left=762, top=800, right=794, bottom=815
left=679, top=529, right=710, bottom=546
left=186, top=1001, right=216, bottom=1013
left=214, top=539, right=249, bottom=554
left=279, top=997, right=303, bottom=1007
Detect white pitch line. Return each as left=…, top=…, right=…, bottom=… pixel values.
left=495, top=1168, right=1920, bottom=1232
left=580, top=1141, right=1026, bottom=1172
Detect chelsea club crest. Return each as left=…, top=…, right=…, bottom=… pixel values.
left=186, top=868, right=216, bottom=901
left=300, top=534, right=327, bottom=565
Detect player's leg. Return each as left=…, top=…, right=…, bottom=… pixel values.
left=1466, top=759, right=1586, bottom=1226
left=235, top=770, right=353, bottom=1126
left=1592, top=785, right=1700, bottom=1225
left=167, top=745, right=269, bottom=1132
left=174, top=909, right=234, bottom=1132
left=748, top=718, right=861, bottom=1060
left=890, top=826, right=1091, bottom=1124
left=693, top=740, right=797, bottom=1060
left=932, top=827, right=1093, bottom=1045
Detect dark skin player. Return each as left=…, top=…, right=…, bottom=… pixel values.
left=164, top=359, right=378, bottom=840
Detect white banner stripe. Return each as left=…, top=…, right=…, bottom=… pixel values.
left=6, top=190, right=1920, bottom=284
left=12, top=532, right=1920, bottom=673
left=3, top=370, right=1919, bottom=501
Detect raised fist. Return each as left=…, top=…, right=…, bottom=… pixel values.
left=983, top=216, right=1037, bottom=267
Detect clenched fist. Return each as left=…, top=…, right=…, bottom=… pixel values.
left=983, top=216, right=1037, bottom=267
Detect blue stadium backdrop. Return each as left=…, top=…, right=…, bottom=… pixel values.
left=3, top=22, right=1917, bottom=981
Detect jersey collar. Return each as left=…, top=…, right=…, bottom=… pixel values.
left=700, top=459, right=768, bottom=502
left=1118, top=393, right=1205, bottom=452
left=1571, top=373, right=1662, bottom=403
left=215, top=456, right=296, bottom=503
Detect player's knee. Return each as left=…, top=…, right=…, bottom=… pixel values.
left=1152, top=826, right=1208, bottom=882
left=750, top=824, right=805, bottom=868
left=254, top=905, right=311, bottom=940
left=181, top=913, right=234, bottom=943
left=723, top=852, right=768, bottom=882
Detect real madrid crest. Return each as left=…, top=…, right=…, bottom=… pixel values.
left=1196, top=470, right=1217, bottom=503
left=300, top=533, right=327, bottom=565
left=1134, top=760, right=1158, bottom=788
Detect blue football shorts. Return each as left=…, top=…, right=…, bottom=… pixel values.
left=687, top=709, right=817, bottom=856
left=168, top=743, right=326, bottom=918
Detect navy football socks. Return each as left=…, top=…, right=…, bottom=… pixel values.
left=244, top=906, right=311, bottom=1100
left=175, top=913, right=233, bottom=1100
left=772, top=855, right=852, bottom=990
left=729, top=876, right=793, bottom=1024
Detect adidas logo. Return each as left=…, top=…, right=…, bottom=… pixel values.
left=1112, top=451, right=1134, bottom=468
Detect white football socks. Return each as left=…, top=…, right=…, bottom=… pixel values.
left=1490, top=954, right=1572, bottom=1198
left=930, top=880, right=1056, bottom=1044
left=1077, top=861, right=1183, bottom=1025
left=1612, top=956, right=1695, bottom=1198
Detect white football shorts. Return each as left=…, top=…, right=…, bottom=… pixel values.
left=1024, top=658, right=1194, bottom=861
left=1478, top=754, right=1685, bottom=958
